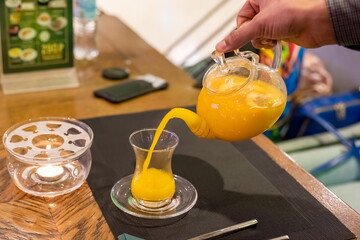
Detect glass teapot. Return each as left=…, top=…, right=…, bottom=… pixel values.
left=171, top=43, right=287, bottom=141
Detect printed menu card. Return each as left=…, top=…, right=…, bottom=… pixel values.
left=0, top=0, right=78, bottom=94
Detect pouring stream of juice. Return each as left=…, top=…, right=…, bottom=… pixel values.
left=142, top=108, right=202, bottom=170
left=142, top=78, right=286, bottom=169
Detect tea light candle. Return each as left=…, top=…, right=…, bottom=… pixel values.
left=36, top=166, right=64, bottom=182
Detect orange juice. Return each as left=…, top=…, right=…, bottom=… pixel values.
left=197, top=74, right=286, bottom=141
left=131, top=168, right=175, bottom=201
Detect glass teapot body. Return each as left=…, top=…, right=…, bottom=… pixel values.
left=195, top=49, right=287, bottom=141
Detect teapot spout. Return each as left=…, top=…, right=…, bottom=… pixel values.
left=168, top=108, right=215, bottom=139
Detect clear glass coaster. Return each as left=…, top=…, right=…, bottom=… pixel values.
left=111, top=174, right=197, bottom=219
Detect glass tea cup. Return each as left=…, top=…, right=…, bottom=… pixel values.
left=129, top=128, right=179, bottom=209
left=111, top=128, right=197, bottom=219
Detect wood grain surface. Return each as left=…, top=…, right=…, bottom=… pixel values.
left=0, top=13, right=358, bottom=240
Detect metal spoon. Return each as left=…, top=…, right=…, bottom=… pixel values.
left=269, top=235, right=290, bottom=240
left=188, top=219, right=258, bottom=240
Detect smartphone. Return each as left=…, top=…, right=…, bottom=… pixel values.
left=94, top=74, right=168, bottom=103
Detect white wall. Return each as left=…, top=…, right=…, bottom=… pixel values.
left=97, top=0, right=244, bottom=66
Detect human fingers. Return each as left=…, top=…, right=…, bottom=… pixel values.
left=236, top=0, right=259, bottom=27
left=216, top=21, right=257, bottom=52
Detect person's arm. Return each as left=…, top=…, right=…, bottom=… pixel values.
left=215, top=0, right=337, bottom=52
left=326, top=0, right=360, bottom=49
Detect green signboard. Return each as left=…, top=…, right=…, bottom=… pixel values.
left=0, top=0, right=73, bottom=74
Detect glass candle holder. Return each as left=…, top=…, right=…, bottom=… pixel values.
left=2, top=117, right=93, bottom=197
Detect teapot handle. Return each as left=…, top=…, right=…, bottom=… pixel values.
left=233, top=41, right=282, bottom=70
left=271, top=41, right=282, bottom=70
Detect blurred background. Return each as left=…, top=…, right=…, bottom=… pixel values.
left=98, top=0, right=241, bottom=67
left=97, top=0, right=360, bottom=93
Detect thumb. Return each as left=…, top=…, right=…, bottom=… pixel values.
left=215, top=21, right=257, bottom=52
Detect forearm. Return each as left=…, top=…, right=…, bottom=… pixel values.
left=326, top=0, right=360, bottom=46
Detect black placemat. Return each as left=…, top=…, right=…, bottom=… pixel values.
left=83, top=108, right=355, bottom=240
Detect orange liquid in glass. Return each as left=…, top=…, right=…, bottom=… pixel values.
left=131, top=168, right=175, bottom=202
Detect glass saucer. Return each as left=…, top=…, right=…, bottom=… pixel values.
left=111, top=174, right=198, bottom=219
